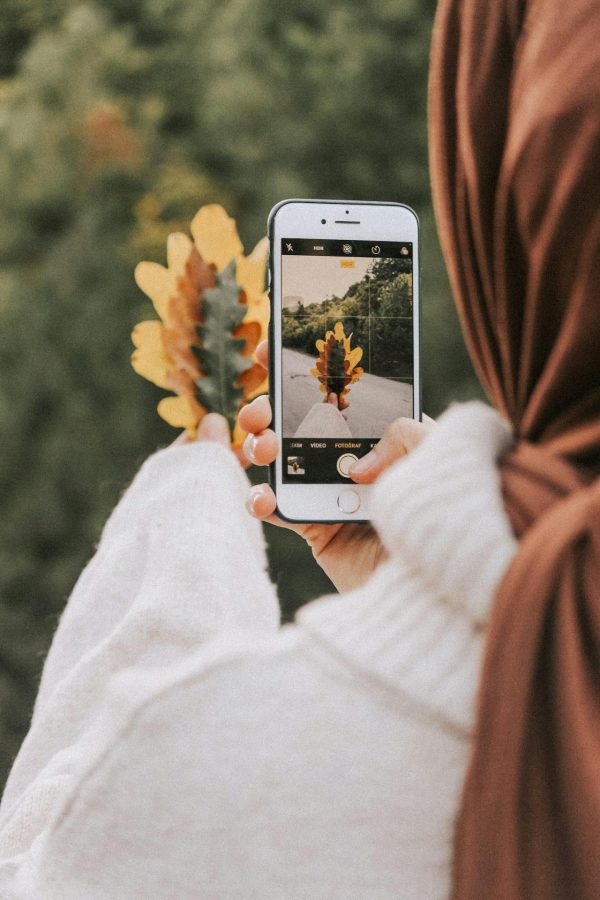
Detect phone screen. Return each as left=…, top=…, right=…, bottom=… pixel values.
left=280, top=238, right=414, bottom=484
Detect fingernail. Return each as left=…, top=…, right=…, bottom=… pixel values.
left=198, top=413, right=230, bottom=444
left=254, top=394, right=270, bottom=411
left=349, top=453, right=375, bottom=477
left=243, top=434, right=258, bottom=464
left=245, top=486, right=262, bottom=515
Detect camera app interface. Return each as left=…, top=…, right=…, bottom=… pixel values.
left=281, top=238, right=413, bottom=483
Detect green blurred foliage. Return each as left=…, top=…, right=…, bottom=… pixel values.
left=0, top=0, right=480, bottom=785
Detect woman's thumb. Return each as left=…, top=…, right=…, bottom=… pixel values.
left=349, top=417, right=433, bottom=483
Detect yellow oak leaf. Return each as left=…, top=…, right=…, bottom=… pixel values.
left=134, top=263, right=178, bottom=325
left=191, top=205, right=243, bottom=271
left=132, top=204, right=270, bottom=448
left=131, top=321, right=172, bottom=390
left=157, top=396, right=200, bottom=433
left=311, top=320, right=364, bottom=409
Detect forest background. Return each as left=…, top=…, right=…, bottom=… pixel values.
left=0, top=0, right=481, bottom=786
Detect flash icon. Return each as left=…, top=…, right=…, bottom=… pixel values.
left=342, top=243, right=353, bottom=255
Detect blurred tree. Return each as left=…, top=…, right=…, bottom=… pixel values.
left=0, top=4, right=223, bottom=781
left=130, top=0, right=477, bottom=409
left=0, top=0, right=63, bottom=76
left=0, top=0, right=479, bottom=787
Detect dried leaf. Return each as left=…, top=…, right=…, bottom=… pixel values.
left=131, top=321, right=172, bottom=390
left=157, top=395, right=202, bottom=430
left=192, top=262, right=253, bottom=432
left=311, top=321, right=363, bottom=410
left=191, top=205, right=243, bottom=271
left=134, top=262, right=177, bottom=324
left=131, top=204, right=270, bottom=446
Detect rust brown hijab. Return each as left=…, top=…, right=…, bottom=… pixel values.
left=428, top=0, right=600, bottom=897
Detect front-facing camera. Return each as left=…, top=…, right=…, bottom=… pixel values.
left=321, top=218, right=326, bottom=224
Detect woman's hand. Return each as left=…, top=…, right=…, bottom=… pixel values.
left=172, top=413, right=250, bottom=467
left=238, top=341, right=434, bottom=592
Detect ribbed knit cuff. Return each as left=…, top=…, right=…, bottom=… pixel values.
left=372, top=402, right=517, bottom=625
left=298, top=402, right=519, bottom=735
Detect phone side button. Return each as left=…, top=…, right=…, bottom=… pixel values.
left=337, top=489, right=360, bottom=514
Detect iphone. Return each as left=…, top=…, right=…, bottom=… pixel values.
left=268, top=199, right=421, bottom=522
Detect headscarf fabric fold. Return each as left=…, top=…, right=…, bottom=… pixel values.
left=428, top=0, right=600, bottom=896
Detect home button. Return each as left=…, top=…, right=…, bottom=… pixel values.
left=337, top=489, right=360, bottom=514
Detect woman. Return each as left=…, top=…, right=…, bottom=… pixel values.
left=0, top=1, right=598, bottom=898
left=430, top=1, right=600, bottom=897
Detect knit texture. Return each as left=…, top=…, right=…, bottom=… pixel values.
left=0, top=402, right=516, bottom=899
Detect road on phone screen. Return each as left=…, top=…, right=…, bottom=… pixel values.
left=282, top=348, right=413, bottom=439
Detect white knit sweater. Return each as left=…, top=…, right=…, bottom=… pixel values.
left=0, top=402, right=517, bottom=899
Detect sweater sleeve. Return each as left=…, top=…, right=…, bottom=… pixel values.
left=0, top=440, right=279, bottom=851
left=296, top=402, right=519, bottom=735
left=0, top=402, right=519, bottom=899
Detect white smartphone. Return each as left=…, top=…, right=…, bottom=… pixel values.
left=267, top=199, right=421, bottom=523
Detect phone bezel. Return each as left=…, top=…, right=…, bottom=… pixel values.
left=268, top=199, right=421, bottom=524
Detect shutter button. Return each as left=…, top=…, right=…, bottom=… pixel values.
left=336, top=453, right=358, bottom=477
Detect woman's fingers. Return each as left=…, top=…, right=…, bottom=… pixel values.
left=238, top=393, right=272, bottom=434
left=232, top=446, right=251, bottom=469
left=245, top=485, right=295, bottom=532
left=246, top=484, right=278, bottom=519
left=197, top=413, right=231, bottom=446
left=256, top=340, right=268, bottom=369
left=243, top=428, right=278, bottom=466
left=245, top=484, right=331, bottom=543
left=239, top=394, right=277, bottom=466
left=349, top=417, right=434, bottom=483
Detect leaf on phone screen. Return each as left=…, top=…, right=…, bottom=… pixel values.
left=131, top=204, right=269, bottom=445
left=311, top=321, right=364, bottom=410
